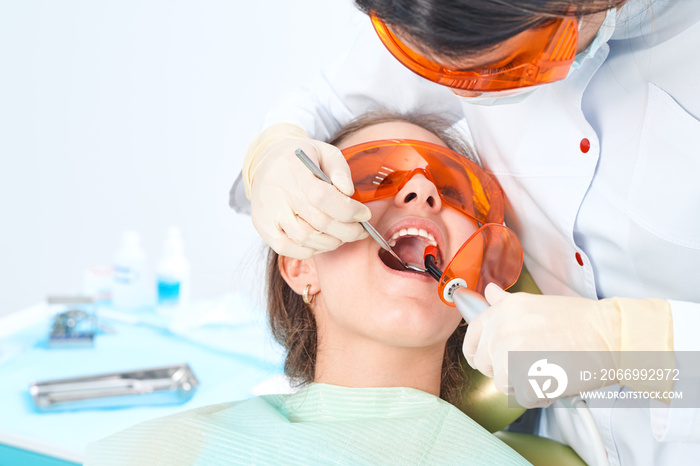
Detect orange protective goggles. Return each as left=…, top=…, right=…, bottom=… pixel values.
left=370, top=13, right=579, bottom=92
left=341, top=139, right=523, bottom=298
left=341, top=139, right=504, bottom=224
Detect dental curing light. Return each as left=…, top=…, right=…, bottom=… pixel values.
left=424, top=245, right=488, bottom=323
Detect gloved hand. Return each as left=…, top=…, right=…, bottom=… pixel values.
left=242, top=123, right=371, bottom=259
left=463, top=283, right=673, bottom=408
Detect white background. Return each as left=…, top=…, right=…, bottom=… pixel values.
left=0, top=0, right=364, bottom=317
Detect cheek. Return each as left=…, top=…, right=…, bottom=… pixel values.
left=364, top=198, right=391, bottom=220
left=442, top=209, right=480, bottom=255
left=311, top=198, right=388, bottom=278
left=312, top=240, right=374, bottom=295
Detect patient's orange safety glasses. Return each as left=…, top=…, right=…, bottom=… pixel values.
left=341, top=139, right=504, bottom=225
left=371, top=13, right=579, bottom=92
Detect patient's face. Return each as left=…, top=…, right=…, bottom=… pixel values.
left=311, top=121, right=479, bottom=350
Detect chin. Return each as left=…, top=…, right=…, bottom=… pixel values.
left=377, top=305, right=460, bottom=341
left=382, top=328, right=457, bottom=349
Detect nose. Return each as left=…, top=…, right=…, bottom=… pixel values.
left=394, top=173, right=441, bottom=212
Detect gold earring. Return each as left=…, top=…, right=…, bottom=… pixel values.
left=303, top=284, right=316, bottom=305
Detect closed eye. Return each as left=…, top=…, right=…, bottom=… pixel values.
left=439, top=185, right=465, bottom=200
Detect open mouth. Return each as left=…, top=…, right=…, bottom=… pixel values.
left=379, top=228, right=441, bottom=273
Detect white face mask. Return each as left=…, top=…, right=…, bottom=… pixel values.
left=457, top=7, right=617, bottom=106
left=570, top=6, right=617, bottom=71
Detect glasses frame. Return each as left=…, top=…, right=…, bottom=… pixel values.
left=370, top=13, right=579, bottom=92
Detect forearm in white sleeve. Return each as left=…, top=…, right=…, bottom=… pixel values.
left=650, top=299, right=700, bottom=442
left=262, top=20, right=463, bottom=140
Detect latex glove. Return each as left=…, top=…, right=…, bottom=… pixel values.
left=463, top=283, right=673, bottom=408
left=242, top=123, right=371, bottom=258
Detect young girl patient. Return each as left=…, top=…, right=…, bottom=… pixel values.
left=85, top=112, right=529, bottom=465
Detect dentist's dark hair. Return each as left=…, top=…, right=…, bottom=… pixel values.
left=266, top=110, right=474, bottom=405
left=355, top=0, right=627, bottom=60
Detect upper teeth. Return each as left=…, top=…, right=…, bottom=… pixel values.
left=388, top=228, right=437, bottom=247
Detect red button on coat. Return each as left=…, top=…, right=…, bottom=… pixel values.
left=575, top=252, right=584, bottom=266
left=580, top=138, right=590, bottom=153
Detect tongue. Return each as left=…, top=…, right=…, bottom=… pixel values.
left=393, top=236, right=429, bottom=268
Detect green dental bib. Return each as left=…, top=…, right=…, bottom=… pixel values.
left=85, top=383, right=530, bottom=465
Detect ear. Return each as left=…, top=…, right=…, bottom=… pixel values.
left=278, top=255, right=320, bottom=296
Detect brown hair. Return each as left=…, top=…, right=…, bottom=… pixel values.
left=328, top=110, right=478, bottom=163
left=265, top=111, right=471, bottom=404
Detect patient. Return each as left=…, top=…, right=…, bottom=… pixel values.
left=84, top=112, right=529, bottom=465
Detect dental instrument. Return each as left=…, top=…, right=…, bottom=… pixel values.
left=294, top=148, right=427, bottom=273
left=424, top=245, right=488, bottom=323
left=30, top=364, right=199, bottom=411
left=47, top=296, right=98, bottom=348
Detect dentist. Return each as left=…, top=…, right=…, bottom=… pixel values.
left=231, top=1, right=700, bottom=464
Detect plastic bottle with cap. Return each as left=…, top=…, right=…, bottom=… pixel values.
left=112, top=230, right=150, bottom=311
left=155, top=226, right=191, bottom=315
